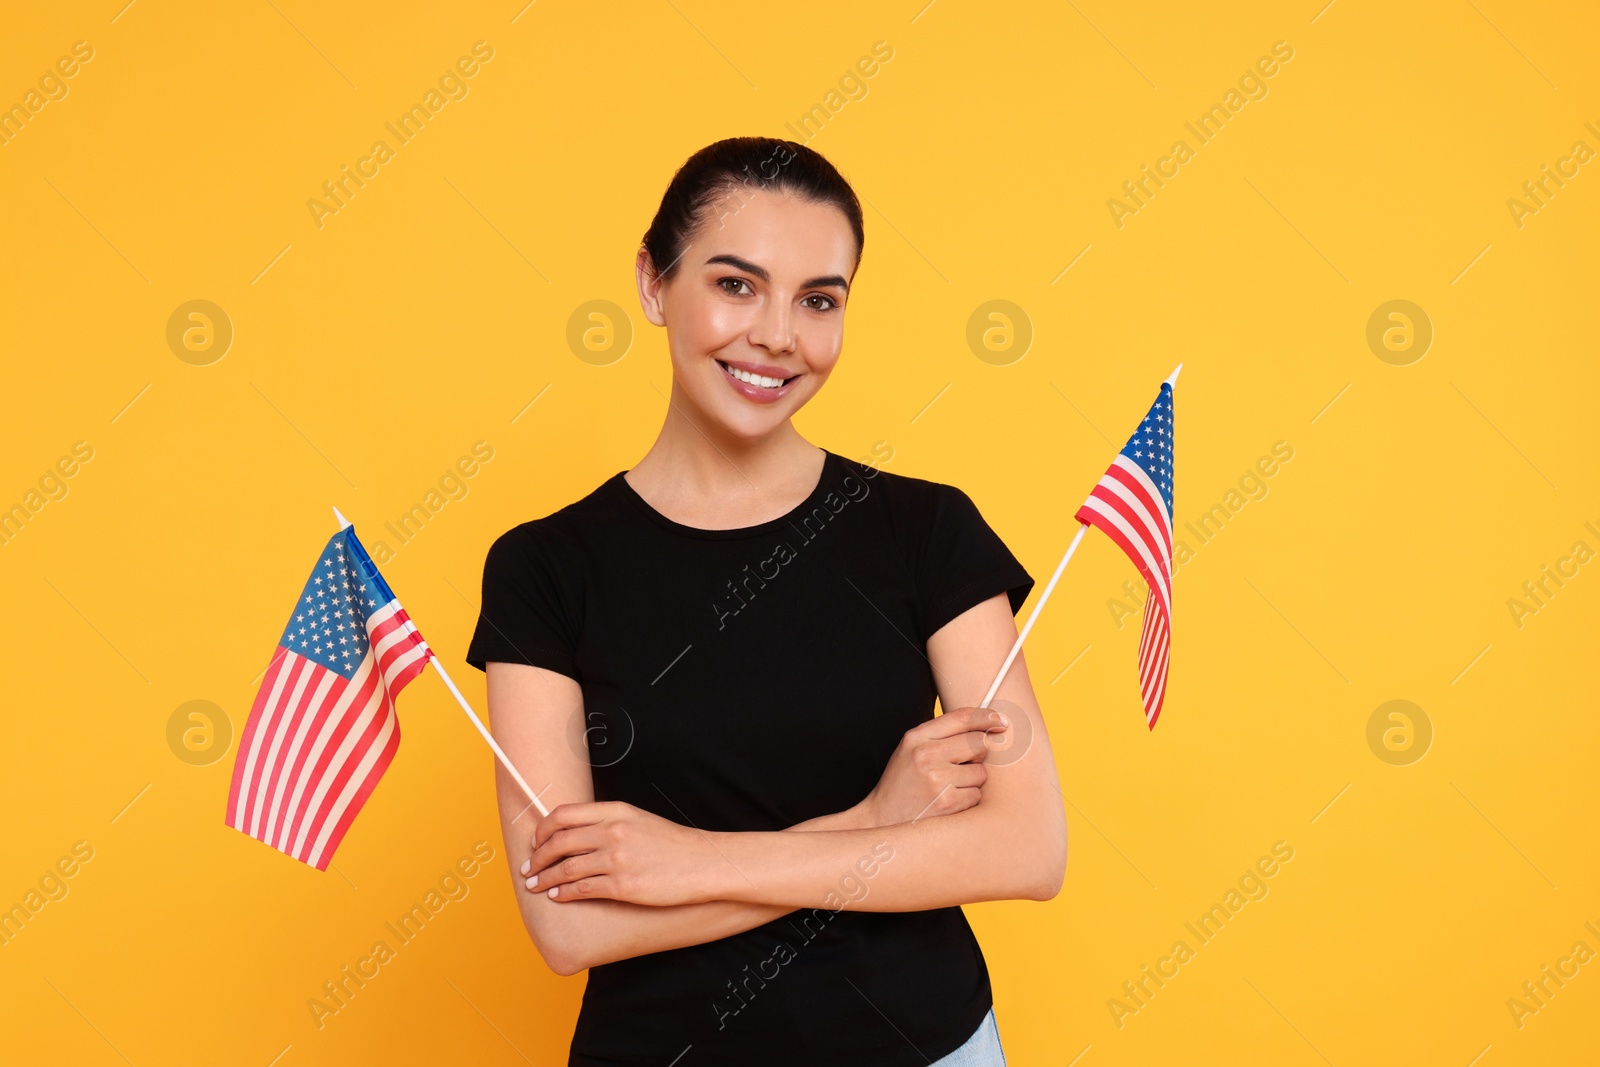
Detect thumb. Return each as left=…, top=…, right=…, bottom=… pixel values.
left=924, top=704, right=1009, bottom=740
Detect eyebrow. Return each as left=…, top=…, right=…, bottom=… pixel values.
left=704, top=254, right=850, bottom=293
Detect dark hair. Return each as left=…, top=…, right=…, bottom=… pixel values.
left=641, top=136, right=865, bottom=281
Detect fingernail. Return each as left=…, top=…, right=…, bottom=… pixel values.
left=547, top=886, right=559, bottom=899
left=520, top=858, right=530, bottom=875
left=991, top=712, right=1008, bottom=726
left=524, top=876, right=538, bottom=890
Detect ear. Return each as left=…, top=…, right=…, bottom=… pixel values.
left=635, top=248, right=667, bottom=327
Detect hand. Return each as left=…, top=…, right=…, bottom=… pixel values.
left=860, top=706, right=1010, bottom=826
left=520, top=801, right=729, bottom=906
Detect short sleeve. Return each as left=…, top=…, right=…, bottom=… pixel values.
left=910, top=484, right=1036, bottom=641
left=464, top=525, right=583, bottom=682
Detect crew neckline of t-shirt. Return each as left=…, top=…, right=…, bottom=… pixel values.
left=612, top=448, right=842, bottom=541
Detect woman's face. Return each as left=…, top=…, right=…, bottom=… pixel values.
left=637, top=187, right=858, bottom=442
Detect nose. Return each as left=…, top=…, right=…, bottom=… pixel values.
left=748, top=296, right=797, bottom=356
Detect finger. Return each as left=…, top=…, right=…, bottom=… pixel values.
left=528, top=825, right=603, bottom=878
left=950, top=762, right=988, bottom=789
left=928, top=731, right=994, bottom=765
left=528, top=850, right=604, bottom=893
left=947, top=785, right=982, bottom=813
left=546, top=875, right=615, bottom=902
left=532, top=802, right=607, bottom=849
left=920, top=705, right=1011, bottom=741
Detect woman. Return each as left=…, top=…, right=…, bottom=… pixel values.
left=466, top=137, right=1067, bottom=1066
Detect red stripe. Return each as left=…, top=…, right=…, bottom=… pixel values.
left=1088, top=483, right=1169, bottom=582
left=1135, top=598, right=1152, bottom=666
left=240, top=656, right=314, bottom=836
left=376, top=626, right=427, bottom=680
left=278, top=661, right=380, bottom=851
left=1138, top=599, right=1167, bottom=688
left=306, top=704, right=403, bottom=870
left=258, top=659, right=334, bottom=845
left=301, top=642, right=429, bottom=864
left=368, top=609, right=409, bottom=646
left=297, top=683, right=392, bottom=863
left=1139, top=602, right=1170, bottom=728
left=1141, top=614, right=1168, bottom=699
left=1092, top=482, right=1172, bottom=591
left=1146, top=649, right=1168, bottom=728
left=389, top=645, right=432, bottom=692
left=226, top=647, right=292, bottom=826
left=1105, top=463, right=1172, bottom=557
left=1079, top=506, right=1171, bottom=620
left=1136, top=600, right=1158, bottom=676
left=268, top=666, right=357, bottom=850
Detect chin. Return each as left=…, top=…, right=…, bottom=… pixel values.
left=704, top=399, right=795, bottom=442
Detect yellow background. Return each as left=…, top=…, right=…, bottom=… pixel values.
left=2, top=1, right=1596, bottom=1063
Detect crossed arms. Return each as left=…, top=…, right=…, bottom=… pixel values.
left=484, top=591, right=1067, bottom=976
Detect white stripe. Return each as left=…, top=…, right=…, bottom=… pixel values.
left=1138, top=600, right=1163, bottom=685
left=1081, top=495, right=1171, bottom=618
left=260, top=668, right=338, bottom=845
left=1141, top=620, right=1167, bottom=699
left=298, top=603, right=426, bottom=862
left=289, top=664, right=387, bottom=858
left=1101, top=474, right=1172, bottom=569
left=372, top=617, right=418, bottom=663
left=1136, top=595, right=1159, bottom=665
left=247, top=657, right=317, bottom=839
left=1111, top=455, right=1172, bottom=545
left=232, top=652, right=300, bottom=831
left=272, top=653, right=377, bottom=851
left=366, top=600, right=402, bottom=630
left=298, top=607, right=427, bottom=863
left=1141, top=614, right=1170, bottom=709
left=380, top=641, right=429, bottom=689
left=304, top=700, right=399, bottom=868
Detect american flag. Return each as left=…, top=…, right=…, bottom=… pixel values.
left=1074, top=373, right=1175, bottom=729
left=226, top=526, right=432, bottom=869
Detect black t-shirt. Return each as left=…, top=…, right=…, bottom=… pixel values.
left=466, top=448, right=1035, bottom=1067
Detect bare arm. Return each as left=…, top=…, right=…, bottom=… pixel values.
left=706, top=592, right=1067, bottom=908
left=486, top=660, right=995, bottom=974
left=529, top=592, right=1068, bottom=912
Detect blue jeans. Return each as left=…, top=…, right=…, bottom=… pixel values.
left=930, top=1007, right=1006, bottom=1066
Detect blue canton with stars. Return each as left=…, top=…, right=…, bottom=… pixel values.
left=277, top=528, right=400, bottom=680
left=1118, top=382, right=1174, bottom=516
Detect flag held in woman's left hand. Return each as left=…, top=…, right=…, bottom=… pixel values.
left=1073, top=367, right=1177, bottom=729
left=224, top=525, right=432, bottom=870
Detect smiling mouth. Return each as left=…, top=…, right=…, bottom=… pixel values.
left=716, top=360, right=799, bottom=389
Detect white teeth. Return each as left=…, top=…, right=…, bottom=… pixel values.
left=723, top=362, right=787, bottom=389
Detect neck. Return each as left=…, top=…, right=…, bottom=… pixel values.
left=628, top=376, right=821, bottom=511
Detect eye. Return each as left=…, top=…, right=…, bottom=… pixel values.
left=802, top=293, right=840, bottom=312
left=717, top=277, right=753, bottom=296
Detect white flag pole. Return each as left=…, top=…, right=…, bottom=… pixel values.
left=976, top=363, right=1182, bottom=710
left=979, top=523, right=1089, bottom=709
left=334, top=507, right=550, bottom=819
left=427, top=655, right=550, bottom=819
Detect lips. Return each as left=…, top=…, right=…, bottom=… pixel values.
left=715, top=358, right=800, bottom=404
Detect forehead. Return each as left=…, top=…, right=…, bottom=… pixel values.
left=689, top=187, right=856, bottom=277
